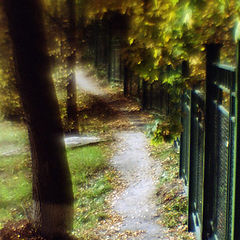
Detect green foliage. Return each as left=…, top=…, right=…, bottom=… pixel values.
left=0, top=8, right=23, bottom=120
left=1, top=0, right=240, bottom=123
left=80, top=0, right=239, bottom=89
left=148, top=116, right=182, bottom=143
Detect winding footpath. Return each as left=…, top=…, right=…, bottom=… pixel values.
left=111, top=130, right=168, bottom=239
left=102, top=99, right=171, bottom=240
left=74, top=68, right=171, bottom=239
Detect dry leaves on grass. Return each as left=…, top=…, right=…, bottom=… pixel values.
left=0, top=220, right=44, bottom=240
left=150, top=144, right=196, bottom=240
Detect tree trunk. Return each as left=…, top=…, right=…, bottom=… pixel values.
left=3, top=0, right=74, bottom=238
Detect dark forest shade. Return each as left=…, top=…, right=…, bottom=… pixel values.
left=3, top=0, right=74, bottom=238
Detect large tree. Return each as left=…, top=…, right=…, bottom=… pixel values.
left=3, top=0, right=74, bottom=238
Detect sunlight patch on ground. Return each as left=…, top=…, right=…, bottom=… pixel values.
left=75, top=68, right=106, bottom=96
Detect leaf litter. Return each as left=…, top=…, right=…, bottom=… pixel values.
left=0, top=90, right=193, bottom=239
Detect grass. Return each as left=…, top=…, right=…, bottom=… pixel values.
left=0, top=120, right=115, bottom=239
left=0, top=121, right=31, bottom=227
left=150, top=142, right=195, bottom=239
left=0, top=120, right=28, bottom=155
left=67, top=145, right=115, bottom=239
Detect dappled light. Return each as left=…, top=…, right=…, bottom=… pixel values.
left=75, top=68, right=107, bottom=96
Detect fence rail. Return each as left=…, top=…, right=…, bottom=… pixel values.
left=179, top=43, right=240, bottom=240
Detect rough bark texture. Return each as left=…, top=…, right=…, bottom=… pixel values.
left=3, top=0, right=74, bottom=238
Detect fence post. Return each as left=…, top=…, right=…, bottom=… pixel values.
left=188, top=89, right=195, bottom=232
left=150, top=83, right=153, bottom=109
left=109, top=37, right=121, bottom=83
left=202, top=44, right=222, bottom=239
left=137, top=77, right=141, bottom=97
left=180, top=61, right=190, bottom=179
left=233, top=41, right=240, bottom=240
left=124, top=65, right=128, bottom=96
left=142, top=79, right=147, bottom=109
left=129, top=71, right=133, bottom=96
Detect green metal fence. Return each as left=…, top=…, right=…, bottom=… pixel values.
left=142, top=81, right=170, bottom=113
left=203, top=59, right=236, bottom=240
left=180, top=44, right=240, bottom=240
left=123, top=69, right=170, bottom=113
left=188, top=90, right=205, bottom=236
left=180, top=90, right=191, bottom=186
left=121, top=41, right=240, bottom=240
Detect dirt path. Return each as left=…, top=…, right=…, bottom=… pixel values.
left=111, top=130, right=168, bottom=240
left=72, top=69, right=173, bottom=238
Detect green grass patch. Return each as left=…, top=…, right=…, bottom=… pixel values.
left=0, top=120, right=114, bottom=238
left=67, top=145, right=114, bottom=238
left=0, top=121, right=31, bottom=228
left=0, top=153, right=32, bottom=228
left=0, top=121, right=28, bottom=155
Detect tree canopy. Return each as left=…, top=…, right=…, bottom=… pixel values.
left=0, top=0, right=239, bottom=119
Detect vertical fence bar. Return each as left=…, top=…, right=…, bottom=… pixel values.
left=188, top=90, right=195, bottom=232
left=124, top=65, right=128, bottom=96
left=180, top=91, right=191, bottom=182
left=202, top=44, right=222, bottom=239
left=233, top=41, right=240, bottom=240
left=188, top=90, right=205, bottom=237
left=142, top=79, right=147, bottom=109
left=149, top=84, right=153, bottom=109
left=180, top=61, right=190, bottom=181
left=129, top=71, right=133, bottom=96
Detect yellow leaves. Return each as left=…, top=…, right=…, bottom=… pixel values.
left=153, top=48, right=161, bottom=59
left=153, top=0, right=161, bottom=9
left=171, top=0, right=179, bottom=7
left=183, top=8, right=193, bottom=28
left=164, top=34, right=171, bottom=43
left=129, top=38, right=134, bottom=45
left=234, top=19, right=240, bottom=42
left=169, top=11, right=176, bottom=21
left=145, top=21, right=155, bottom=26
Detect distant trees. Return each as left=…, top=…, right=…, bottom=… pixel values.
left=3, top=0, right=74, bottom=238
left=66, top=0, right=79, bottom=134
left=1, top=0, right=240, bottom=122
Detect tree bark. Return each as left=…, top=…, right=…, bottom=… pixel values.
left=3, top=0, right=74, bottom=238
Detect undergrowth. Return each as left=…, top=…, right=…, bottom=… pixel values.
left=67, top=145, right=115, bottom=239
left=151, top=142, right=195, bottom=240
left=0, top=120, right=115, bottom=240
